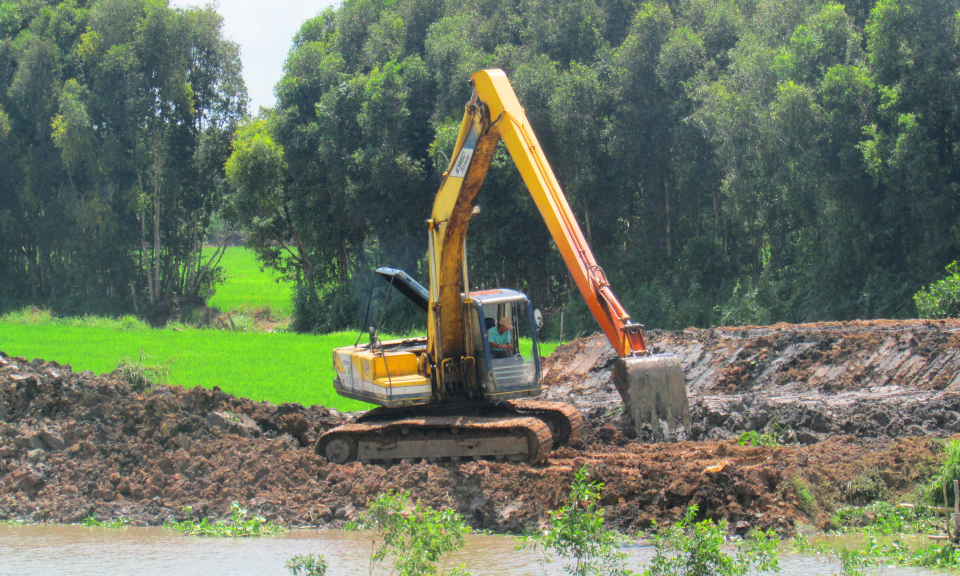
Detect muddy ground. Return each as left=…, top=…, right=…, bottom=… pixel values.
left=1, top=319, right=958, bottom=534
left=544, top=319, right=960, bottom=444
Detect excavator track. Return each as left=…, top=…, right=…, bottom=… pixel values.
left=315, top=416, right=552, bottom=465
left=494, top=400, right=584, bottom=449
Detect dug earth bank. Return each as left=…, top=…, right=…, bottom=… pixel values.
left=1, top=318, right=959, bottom=534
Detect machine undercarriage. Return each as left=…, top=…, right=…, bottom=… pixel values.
left=315, top=399, right=583, bottom=464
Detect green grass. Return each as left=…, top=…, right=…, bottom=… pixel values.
left=206, top=247, right=294, bottom=317
left=0, top=321, right=374, bottom=411
left=0, top=316, right=559, bottom=411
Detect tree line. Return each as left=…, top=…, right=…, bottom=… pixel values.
left=0, top=0, right=244, bottom=322
left=2, top=0, right=959, bottom=335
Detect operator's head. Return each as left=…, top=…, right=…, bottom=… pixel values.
left=498, top=317, right=513, bottom=333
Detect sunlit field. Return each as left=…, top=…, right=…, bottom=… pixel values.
left=205, top=247, right=294, bottom=317
left=0, top=312, right=557, bottom=411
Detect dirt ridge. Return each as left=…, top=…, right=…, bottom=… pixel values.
left=1, top=319, right=958, bottom=534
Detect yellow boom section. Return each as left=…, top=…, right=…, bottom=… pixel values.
left=429, top=69, right=648, bottom=364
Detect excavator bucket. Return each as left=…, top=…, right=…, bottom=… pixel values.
left=612, top=354, right=691, bottom=440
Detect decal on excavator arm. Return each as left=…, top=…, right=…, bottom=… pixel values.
left=449, top=125, right=478, bottom=178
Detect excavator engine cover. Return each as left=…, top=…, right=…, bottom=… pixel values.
left=612, top=354, right=690, bottom=439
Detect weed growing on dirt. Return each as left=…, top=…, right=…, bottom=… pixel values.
left=736, top=430, right=781, bottom=447
left=348, top=491, right=471, bottom=576
left=924, top=439, right=960, bottom=507
left=829, top=502, right=942, bottom=535
left=788, top=475, right=817, bottom=516
left=516, top=465, right=633, bottom=576
left=116, top=349, right=171, bottom=392
left=79, top=512, right=130, bottom=528
left=285, top=554, right=328, bottom=576
left=644, top=504, right=781, bottom=576
left=843, top=469, right=887, bottom=505
left=165, top=502, right=286, bottom=537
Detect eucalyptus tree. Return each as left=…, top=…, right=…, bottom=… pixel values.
left=0, top=0, right=245, bottom=317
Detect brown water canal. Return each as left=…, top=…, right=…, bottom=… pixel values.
left=0, top=525, right=944, bottom=575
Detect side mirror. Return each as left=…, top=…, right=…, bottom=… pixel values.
left=534, top=309, right=543, bottom=329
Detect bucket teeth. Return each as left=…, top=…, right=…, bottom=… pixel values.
left=612, top=354, right=690, bottom=440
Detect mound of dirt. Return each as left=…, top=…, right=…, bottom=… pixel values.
left=0, top=320, right=957, bottom=535
left=544, top=319, right=960, bottom=444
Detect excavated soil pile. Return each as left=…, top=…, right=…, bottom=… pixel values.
left=0, top=320, right=956, bottom=534
left=544, top=319, right=960, bottom=443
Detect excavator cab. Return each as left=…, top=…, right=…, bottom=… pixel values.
left=467, top=290, right=542, bottom=400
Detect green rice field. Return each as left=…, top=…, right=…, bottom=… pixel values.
left=0, top=313, right=557, bottom=412
left=0, top=248, right=557, bottom=411
left=206, top=247, right=293, bottom=317
left=0, top=320, right=373, bottom=411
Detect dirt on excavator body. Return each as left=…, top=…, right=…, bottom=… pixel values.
left=1, top=318, right=959, bottom=534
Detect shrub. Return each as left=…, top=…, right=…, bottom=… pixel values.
left=737, top=430, right=782, bottom=448
left=643, top=505, right=781, bottom=576
left=164, top=502, right=286, bottom=537
left=924, top=439, right=960, bottom=507
left=915, top=262, right=960, bottom=318
left=349, top=491, right=471, bottom=576
left=116, top=349, right=171, bottom=392
left=788, top=476, right=817, bottom=516
left=516, top=465, right=633, bottom=576
left=285, top=554, right=328, bottom=576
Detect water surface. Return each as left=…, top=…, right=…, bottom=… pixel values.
left=0, top=524, right=943, bottom=575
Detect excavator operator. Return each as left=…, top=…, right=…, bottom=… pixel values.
left=488, top=317, right=514, bottom=358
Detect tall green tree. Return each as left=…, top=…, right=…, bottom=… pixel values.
left=0, top=0, right=245, bottom=318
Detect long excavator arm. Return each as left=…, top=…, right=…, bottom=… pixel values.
left=429, top=69, right=691, bottom=437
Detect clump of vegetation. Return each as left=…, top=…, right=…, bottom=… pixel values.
left=165, top=502, right=286, bottom=537
left=79, top=512, right=130, bottom=528
left=516, top=465, right=633, bottom=576
left=2, top=307, right=149, bottom=330
left=829, top=536, right=960, bottom=574
left=285, top=554, right=328, bottom=576
left=915, top=262, right=960, bottom=318
left=116, top=349, right=172, bottom=392
left=924, top=439, right=960, bottom=507
left=843, top=469, right=887, bottom=505
left=737, top=430, right=782, bottom=448
left=829, top=501, right=942, bottom=535
left=643, top=505, right=781, bottom=576
left=348, top=491, right=471, bottom=576
left=788, top=475, right=817, bottom=516
left=0, top=518, right=26, bottom=525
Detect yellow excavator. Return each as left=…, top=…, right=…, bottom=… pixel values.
left=315, top=69, right=690, bottom=465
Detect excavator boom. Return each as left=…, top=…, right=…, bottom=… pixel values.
left=431, top=69, right=691, bottom=437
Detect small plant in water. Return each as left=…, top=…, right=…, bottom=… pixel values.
left=829, top=501, right=942, bottom=535
left=348, top=490, right=471, bottom=576
left=79, top=512, right=130, bottom=528
left=643, top=504, right=780, bottom=576
left=285, top=553, right=328, bottom=576
left=117, top=349, right=172, bottom=392
left=165, top=501, right=286, bottom=537
left=516, top=465, right=633, bottom=576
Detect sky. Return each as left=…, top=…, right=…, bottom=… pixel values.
left=171, top=0, right=339, bottom=113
